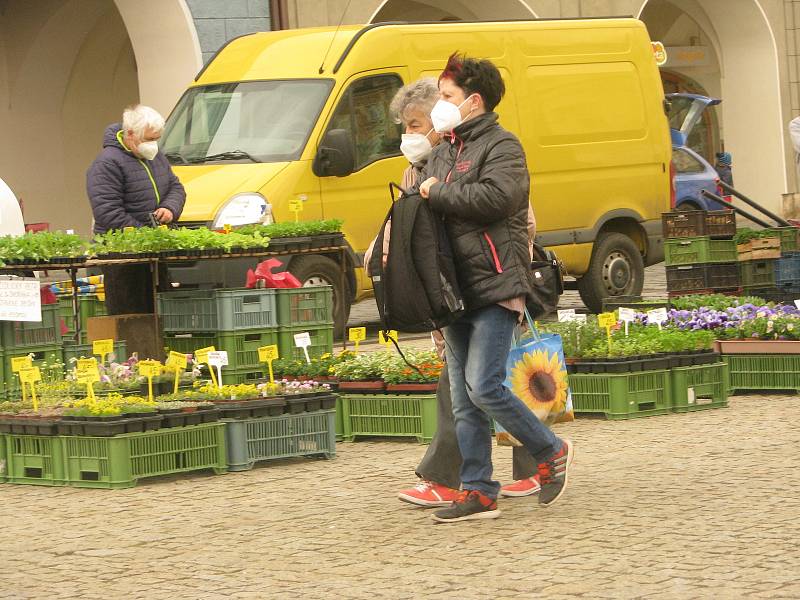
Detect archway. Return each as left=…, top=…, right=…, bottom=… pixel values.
left=638, top=0, right=786, bottom=214
left=369, top=0, right=537, bottom=23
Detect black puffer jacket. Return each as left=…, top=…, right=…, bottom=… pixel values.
left=86, top=124, right=186, bottom=234
left=415, top=112, right=533, bottom=312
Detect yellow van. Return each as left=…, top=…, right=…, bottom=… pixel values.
left=160, top=18, right=671, bottom=324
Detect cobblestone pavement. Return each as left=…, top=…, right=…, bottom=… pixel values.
left=2, top=393, right=799, bottom=599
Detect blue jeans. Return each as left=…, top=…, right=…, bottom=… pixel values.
left=444, top=304, right=562, bottom=498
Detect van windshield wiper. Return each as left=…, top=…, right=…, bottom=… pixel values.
left=164, top=151, right=189, bottom=165
left=192, top=150, right=261, bottom=163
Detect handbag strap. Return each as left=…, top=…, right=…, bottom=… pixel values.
left=512, top=308, right=541, bottom=347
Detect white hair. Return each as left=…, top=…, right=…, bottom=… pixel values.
left=122, top=104, right=165, bottom=136
left=389, top=78, right=440, bottom=125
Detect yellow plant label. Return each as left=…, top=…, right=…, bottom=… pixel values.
left=18, top=366, right=41, bottom=384
left=288, top=200, right=303, bottom=213
left=194, top=346, right=216, bottom=364
left=166, top=351, right=188, bottom=370
left=258, top=345, right=279, bottom=362
left=379, top=330, right=398, bottom=347
left=92, top=339, right=114, bottom=357
left=139, top=360, right=162, bottom=378
left=597, top=313, right=617, bottom=329
left=11, top=356, right=32, bottom=372
left=348, top=327, right=366, bottom=342
left=223, top=224, right=232, bottom=233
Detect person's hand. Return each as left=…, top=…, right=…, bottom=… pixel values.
left=153, top=208, right=174, bottom=224
left=419, top=177, right=439, bottom=199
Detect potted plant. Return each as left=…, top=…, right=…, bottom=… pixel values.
left=382, top=350, right=442, bottom=392
left=332, top=352, right=387, bottom=391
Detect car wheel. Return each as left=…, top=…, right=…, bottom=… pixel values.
left=577, top=232, right=645, bottom=313
left=288, top=255, right=351, bottom=337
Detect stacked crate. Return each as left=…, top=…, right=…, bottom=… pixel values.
left=662, top=210, right=739, bottom=298
left=738, top=227, right=800, bottom=300
left=1, top=304, right=63, bottom=398
left=159, top=286, right=333, bottom=385
left=58, top=294, right=106, bottom=344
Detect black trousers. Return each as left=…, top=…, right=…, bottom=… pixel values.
left=415, top=366, right=538, bottom=489
left=103, top=263, right=168, bottom=315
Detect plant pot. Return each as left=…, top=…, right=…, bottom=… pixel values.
left=713, top=339, right=800, bottom=354
left=385, top=382, right=439, bottom=393
left=337, top=380, right=385, bottom=392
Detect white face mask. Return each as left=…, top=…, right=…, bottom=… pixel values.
left=430, top=95, right=474, bottom=133
left=138, top=140, right=159, bottom=161
left=400, top=128, right=434, bottom=163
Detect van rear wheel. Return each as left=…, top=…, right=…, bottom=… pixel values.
left=288, top=255, right=351, bottom=337
left=577, top=232, right=644, bottom=313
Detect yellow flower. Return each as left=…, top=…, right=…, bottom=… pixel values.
left=509, top=349, right=568, bottom=421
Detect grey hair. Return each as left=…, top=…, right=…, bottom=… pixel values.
left=389, top=77, right=440, bottom=125
left=122, top=104, right=165, bottom=136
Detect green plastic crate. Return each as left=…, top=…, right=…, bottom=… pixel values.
left=61, top=423, right=227, bottom=489
left=3, top=434, right=66, bottom=486
left=670, top=362, right=729, bottom=412
left=59, top=295, right=106, bottom=342
left=568, top=370, right=671, bottom=419
left=1, top=304, right=61, bottom=350
left=62, top=340, right=127, bottom=365
left=275, top=286, right=334, bottom=327
left=739, top=260, right=776, bottom=288
left=220, top=367, right=266, bottom=385
left=340, top=394, right=437, bottom=443
left=158, top=288, right=277, bottom=333
left=664, top=237, right=737, bottom=266
left=224, top=410, right=335, bottom=471
left=335, top=395, right=345, bottom=441
left=4, top=345, right=62, bottom=399
left=164, top=329, right=279, bottom=371
left=723, top=354, right=800, bottom=394
left=764, top=227, right=800, bottom=252
left=0, top=433, right=6, bottom=483
left=277, top=324, right=334, bottom=362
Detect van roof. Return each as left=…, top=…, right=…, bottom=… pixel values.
left=195, top=18, right=643, bottom=85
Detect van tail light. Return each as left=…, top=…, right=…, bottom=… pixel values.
left=669, top=161, right=676, bottom=208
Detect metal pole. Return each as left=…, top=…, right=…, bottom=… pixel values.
left=718, top=181, right=791, bottom=227
left=70, top=267, right=80, bottom=343
left=701, top=190, right=772, bottom=228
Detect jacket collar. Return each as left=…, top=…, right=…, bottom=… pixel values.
left=451, top=112, right=498, bottom=142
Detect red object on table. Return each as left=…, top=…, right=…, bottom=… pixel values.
left=245, top=258, right=302, bottom=289
left=24, top=222, right=50, bottom=233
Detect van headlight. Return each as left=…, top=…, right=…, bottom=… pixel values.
left=212, top=193, right=272, bottom=228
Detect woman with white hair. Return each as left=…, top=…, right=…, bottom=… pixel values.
left=366, top=79, right=541, bottom=509
left=87, top=104, right=186, bottom=314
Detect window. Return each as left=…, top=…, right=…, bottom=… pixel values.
left=672, top=148, right=706, bottom=174
left=326, top=74, right=403, bottom=170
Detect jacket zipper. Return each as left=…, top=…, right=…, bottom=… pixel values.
left=483, top=232, right=503, bottom=274
left=116, top=129, right=161, bottom=205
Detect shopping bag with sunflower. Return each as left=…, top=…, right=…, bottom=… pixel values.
left=497, top=310, right=574, bottom=446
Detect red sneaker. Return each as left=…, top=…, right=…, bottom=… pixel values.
left=499, top=475, right=541, bottom=497
left=398, top=480, right=460, bottom=507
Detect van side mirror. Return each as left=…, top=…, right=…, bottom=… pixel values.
left=313, top=129, right=355, bottom=177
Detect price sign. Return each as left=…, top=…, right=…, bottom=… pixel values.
left=288, top=199, right=304, bottom=222
left=258, top=345, right=279, bottom=362
left=293, top=332, right=312, bottom=364
left=92, top=338, right=115, bottom=363
left=223, top=224, right=232, bottom=233
left=618, top=307, right=636, bottom=322
left=208, top=351, right=228, bottom=390
left=11, top=356, right=32, bottom=373
left=194, top=345, right=217, bottom=387
left=379, top=330, right=398, bottom=348
left=647, top=308, right=669, bottom=326
left=258, top=345, right=279, bottom=383
left=76, top=357, right=100, bottom=396
left=557, top=309, right=576, bottom=322
left=348, top=327, right=366, bottom=353
left=18, top=366, right=41, bottom=384
left=795, top=299, right=800, bottom=310
left=597, top=313, right=617, bottom=328
left=166, top=351, right=188, bottom=371
left=138, top=360, right=162, bottom=378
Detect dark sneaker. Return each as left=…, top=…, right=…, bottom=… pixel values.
left=432, top=490, right=501, bottom=523
left=537, top=439, right=574, bottom=507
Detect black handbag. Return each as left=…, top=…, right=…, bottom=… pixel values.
left=526, top=243, right=565, bottom=318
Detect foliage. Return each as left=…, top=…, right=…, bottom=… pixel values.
left=381, top=350, right=442, bottom=383
left=0, top=231, right=87, bottom=265
left=63, top=393, right=156, bottom=417
left=330, top=351, right=392, bottom=381
left=237, top=219, right=343, bottom=238
left=669, top=294, right=766, bottom=312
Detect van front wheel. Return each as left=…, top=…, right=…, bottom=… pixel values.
left=577, top=232, right=644, bottom=313
left=288, top=255, right=351, bottom=337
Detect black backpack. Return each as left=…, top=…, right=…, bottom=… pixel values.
left=369, top=184, right=465, bottom=333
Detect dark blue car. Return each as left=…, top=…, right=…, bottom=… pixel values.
left=668, top=93, right=727, bottom=211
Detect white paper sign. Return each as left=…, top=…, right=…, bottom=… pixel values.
left=795, top=300, right=800, bottom=310
left=618, top=307, right=636, bottom=322
left=293, top=332, right=312, bottom=348
left=207, top=351, right=229, bottom=367
left=0, top=278, right=42, bottom=322
left=647, top=308, right=669, bottom=325
left=557, top=309, right=576, bottom=322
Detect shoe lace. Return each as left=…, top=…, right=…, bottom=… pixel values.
left=414, top=480, right=434, bottom=493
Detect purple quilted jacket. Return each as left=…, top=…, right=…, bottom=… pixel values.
left=86, top=124, right=186, bottom=234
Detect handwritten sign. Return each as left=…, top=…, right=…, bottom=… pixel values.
left=293, top=332, right=312, bottom=364
left=348, top=327, right=366, bottom=353
left=208, top=351, right=228, bottom=367
left=597, top=313, right=617, bottom=329
left=288, top=199, right=304, bottom=222
left=18, top=366, right=41, bottom=385
left=0, top=278, right=41, bottom=322
left=166, top=351, right=188, bottom=371
left=11, top=356, right=32, bottom=373
left=194, top=346, right=216, bottom=365
left=258, top=345, right=279, bottom=383
left=379, top=330, right=398, bottom=348
left=557, top=309, right=576, bottom=322
left=618, top=307, right=636, bottom=322
left=92, top=339, right=115, bottom=362
left=647, top=308, right=669, bottom=326
left=138, top=360, right=162, bottom=378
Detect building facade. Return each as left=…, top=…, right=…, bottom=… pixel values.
left=0, top=0, right=796, bottom=232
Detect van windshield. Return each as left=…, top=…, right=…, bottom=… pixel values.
left=161, top=79, right=333, bottom=165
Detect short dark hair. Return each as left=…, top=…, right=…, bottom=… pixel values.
left=439, top=52, right=505, bottom=111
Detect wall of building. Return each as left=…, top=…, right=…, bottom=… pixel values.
left=186, top=0, right=272, bottom=64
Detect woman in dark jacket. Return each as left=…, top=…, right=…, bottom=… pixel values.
left=86, top=104, right=186, bottom=314
left=414, top=54, right=574, bottom=523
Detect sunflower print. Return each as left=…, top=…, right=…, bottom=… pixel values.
left=509, top=349, right=569, bottom=421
